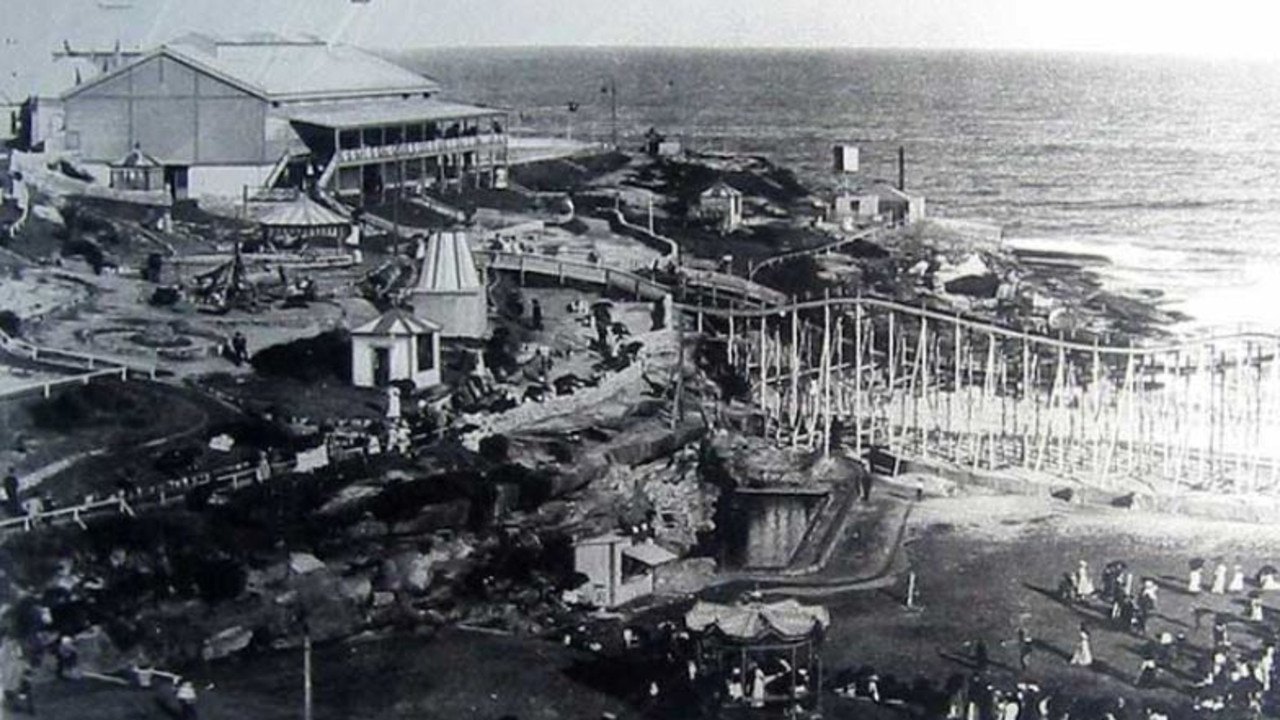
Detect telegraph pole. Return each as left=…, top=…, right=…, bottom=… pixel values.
left=601, top=76, right=618, bottom=149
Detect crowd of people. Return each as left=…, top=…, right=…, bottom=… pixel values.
left=834, top=556, right=1280, bottom=719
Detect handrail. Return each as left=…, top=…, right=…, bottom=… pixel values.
left=476, top=249, right=786, bottom=307
left=0, top=443, right=368, bottom=534
left=747, top=225, right=882, bottom=279
left=0, top=367, right=129, bottom=400
left=675, top=295, right=1280, bottom=357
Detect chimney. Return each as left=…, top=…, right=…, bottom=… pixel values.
left=898, top=146, right=905, bottom=191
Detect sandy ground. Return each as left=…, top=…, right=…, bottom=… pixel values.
left=813, top=488, right=1280, bottom=718
left=0, top=268, right=92, bottom=322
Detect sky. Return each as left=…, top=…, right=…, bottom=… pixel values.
left=4, top=0, right=1280, bottom=58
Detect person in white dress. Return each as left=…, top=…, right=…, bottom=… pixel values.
left=1228, top=564, right=1246, bottom=593
left=1188, top=563, right=1204, bottom=593
left=1070, top=625, right=1094, bottom=667
left=1075, top=560, right=1096, bottom=598
left=1260, top=566, right=1280, bottom=591
left=1211, top=560, right=1229, bottom=594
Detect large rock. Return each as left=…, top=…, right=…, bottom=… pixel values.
left=379, top=551, right=434, bottom=594
left=202, top=625, right=254, bottom=661
left=705, top=431, right=816, bottom=487
left=339, top=576, right=373, bottom=604
left=654, top=558, right=717, bottom=595
left=289, top=553, right=326, bottom=575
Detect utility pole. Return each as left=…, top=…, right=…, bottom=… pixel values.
left=601, top=76, right=618, bottom=149
left=303, top=631, right=313, bottom=720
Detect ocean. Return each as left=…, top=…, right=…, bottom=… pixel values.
left=399, top=47, right=1280, bottom=334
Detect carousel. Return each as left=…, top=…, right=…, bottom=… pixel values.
left=684, top=596, right=830, bottom=716
left=256, top=195, right=354, bottom=253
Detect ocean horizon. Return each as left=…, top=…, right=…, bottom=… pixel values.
left=398, top=46, right=1280, bottom=335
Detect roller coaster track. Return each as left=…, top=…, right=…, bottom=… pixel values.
left=673, top=292, right=1280, bottom=498
left=746, top=225, right=883, bottom=280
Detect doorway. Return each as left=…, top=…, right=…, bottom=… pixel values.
left=163, top=166, right=189, bottom=200
left=372, top=347, right=391, bottom=387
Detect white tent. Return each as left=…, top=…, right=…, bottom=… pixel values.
left=407, top=231, right=487, bottom=339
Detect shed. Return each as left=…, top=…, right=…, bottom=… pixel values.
left=257, top=195, right=353, bottom=250
left=109, top=146, right=165, bottom=192
left=573, top=534, right=678, bottom=609
left=697, top=180, right=744, bottom=233
left=350, top=308, right=441, bottom=389
left=408, top=231, right=487, bottom=339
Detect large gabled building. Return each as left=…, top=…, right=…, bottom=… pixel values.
left=59, top=33, right=507, bottom=200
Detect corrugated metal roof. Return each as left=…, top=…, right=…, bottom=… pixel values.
left=622, top=541, right=678, bottom=567
left=257, top=195, right=350, bottom=227
left=414, top=231, right=482, bottom=294
left=351, top=308, right=440, bottom=336
left=0, top=54, right=105, bottom=102
left=288, top=99, right=505, bottom=130
left=166, top=33, right=439, bottom=100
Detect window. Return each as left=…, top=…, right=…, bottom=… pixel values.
left=416, top=333, right=434, bottom=372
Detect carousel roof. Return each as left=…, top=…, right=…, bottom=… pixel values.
left=258, top=196, right=350, bottom=228
left=685, top=599, right=830, bottom=643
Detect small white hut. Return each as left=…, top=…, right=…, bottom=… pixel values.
left=697, top=180, right=744, bottom=233
left=573, top=533, right=678, bottom=608
left=350, top=308, right=441, bottom=389
left=109, top=146, right=165, bottom=192
left=408, top=231, right=487, bottom=339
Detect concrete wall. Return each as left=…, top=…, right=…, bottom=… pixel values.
left=64, top=54, right=269, bottom=165
left=725, top=491, right=825, bottom=570
left=187, top=164, right=274, bottom=199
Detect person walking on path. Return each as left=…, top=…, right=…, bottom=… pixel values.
left=1075, top=560, right=1096, bottom=598
left=973, top=639, right=990, bottom=674
left=176, top=680, right=198, bottom=720
left=1228, top=563, right=1246, bottom=593
left=1070, top=624, right=1094, bottom=668
left=3, top=467, right=20, bottom=516
left=530, top=299, right=543, bottom=331
left=1188, top=559, right=1204, bottom=593
left=1016, top=628, right=1034, bottom=672
left=1211, top=559, right=1228, bottom=594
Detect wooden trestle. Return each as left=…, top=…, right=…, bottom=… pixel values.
left=682, top=293, right=1280, bottom=495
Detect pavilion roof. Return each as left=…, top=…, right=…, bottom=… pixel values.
left=685, top=599, right=829, bottom=643
left=258, top=196, right=350, bottom=228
